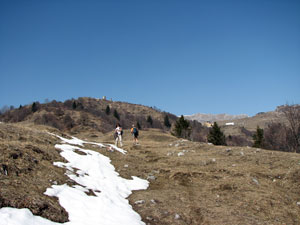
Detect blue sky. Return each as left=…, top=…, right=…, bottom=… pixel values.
left=1, top=0, right=299, bottom=116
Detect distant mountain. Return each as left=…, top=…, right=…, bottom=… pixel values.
left=184, top=113, right=249, bottom=123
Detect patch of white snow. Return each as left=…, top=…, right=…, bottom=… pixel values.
left=0, top=135, right=148, bottom=225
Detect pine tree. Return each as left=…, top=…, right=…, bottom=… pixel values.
left=173, top=115, right=191, bottom=139
left=164, top=115, right=171, bottom=128
left=72, top=101, right=77, bottom=109
left=147, top=115, right=153, bottom=126
left=207, top=122, right=226, bottom=145
left=137, top=122, right=141, bottom=130
left=113, top=109, right=120, bottom=120
left=253, top=126, right=264, bottom=148
left=105, top=105, right=110, bottom=115
left=31, top=102, right=38, bottom=113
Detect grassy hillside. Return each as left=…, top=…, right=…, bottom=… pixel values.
left=1, top=122, right=300, bottom=224
left=0, top=97, right=179, bottom=134
left=1, top=99, right=298, bottom=151
left=210, top=110, right=288, bottom=147
left=219, top=111, right=285, bottom=132
left=0, top=97, right=209, bottom=143
left=0, top=123, right=68, bottom=222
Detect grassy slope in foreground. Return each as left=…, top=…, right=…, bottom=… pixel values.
left=1, top=123, right=300, bottom=224
left=96, top=128, right=300, bottom=225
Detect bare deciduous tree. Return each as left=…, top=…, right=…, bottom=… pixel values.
left=0, top=105, right=9, bottom=114
left=264, top=122, right=288, bottom=151
left=282, top=104, right=300, bottom=153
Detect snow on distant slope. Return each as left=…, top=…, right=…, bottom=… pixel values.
left=184, top=113, right=248, bottom=123
left=0, top=135, right=148, bottom=225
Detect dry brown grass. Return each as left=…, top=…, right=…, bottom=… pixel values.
left=0, top=122, right=69, bottom=222
left=1, top=124, right=300, bottom=224
left=215, top=111, right=288, bottom=146
left=219, top=111, right=286, bottom=131
left=91, top=129, right=300, bottom=225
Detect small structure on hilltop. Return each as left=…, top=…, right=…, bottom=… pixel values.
left=204, top=121, right=213, bottom=128
left=225, top=122, right=235, bottom=126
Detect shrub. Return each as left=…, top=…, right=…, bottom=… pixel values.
left=31, top=102, right=39, bottom=113
left=113, top=109, right=120, bottom=120
left=226, top=135, right=251, bottom=146
left=137, top=121, right=141, bottom=130
left=34, top=113, right=63, bottom=130
left=282, top=104, right=300, bottom=153
left=63, top=114, right=75, bottom=129
left=147, top=115, right=153, bottom=126
left=207, top=122, right=226, bottom=145
left=72, top=101, right=77, bottom=109
left=264, top=122, right=288, bottom=151
left=253, top=126, right=264, bottom=148
left=173, top=115, right=191, bottom=139
left=164, top=115, right=171, bottom=128
left=105, top=105, right=110, bottom=115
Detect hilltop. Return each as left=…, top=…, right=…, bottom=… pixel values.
left=1, top=122, right=300, bottom=224
left=0, top=97, right=178, bottom=134
left=1, top=99, right=297, bottom=150
left=0, top=97, right=209, bottom=142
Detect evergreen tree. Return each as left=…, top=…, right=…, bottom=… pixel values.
left=72, top=101, right=77, bottom=109
left=207, top=122, right=226, bottom=145
left=173, top=115, right=191, bottom=139
left=164, top=114, right=171, bottom=128
left=147, top=115, right=153, bottom=126
left=31, top=102, right=38, bottom=113
left=253, top=126, right=264, bottom=148
left=105, top=105, right=110, bottom=115
left=113, top=109, right=120, bottom=120
left=137, top=121, right=141, bottom=130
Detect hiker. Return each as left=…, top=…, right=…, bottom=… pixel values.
left=114, top=123, right=123, bottom=147
left=130, top=124, right=139, bottom=145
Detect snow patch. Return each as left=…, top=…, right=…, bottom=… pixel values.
left=0, top=135, right=148, bottom=225
left=50, top=133, right=127, bottom=154
left=0, top=208, right=61, bottom=225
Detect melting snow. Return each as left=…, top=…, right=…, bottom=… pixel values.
left=52, top=133, right=127, bottom=155
left=0, top=135, right=148, bottom=225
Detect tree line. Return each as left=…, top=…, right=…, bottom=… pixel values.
left=253, top=104, right=300, bottom=153
left=1, top=99, right=298, bottom=153
left=173, top=104, right=300, bottom=153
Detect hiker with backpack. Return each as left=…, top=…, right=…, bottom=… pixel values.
left=114, top=123, right=123, bottom=147
left=131, top=124, right=139, bottom=145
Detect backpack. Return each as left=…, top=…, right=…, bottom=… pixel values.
left=133, top=127, right=138, bottom=135
left=114, top=132, right=118, bottom=139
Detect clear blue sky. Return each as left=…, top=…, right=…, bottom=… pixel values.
left=1, top=0, right=299, bottom=116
